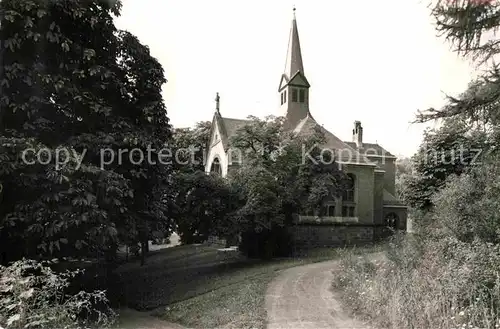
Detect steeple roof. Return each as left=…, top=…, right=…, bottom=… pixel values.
left=283, top=8, right=304, bottom=80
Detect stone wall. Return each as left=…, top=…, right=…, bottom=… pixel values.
left=289, top=224, right=374, bottom=247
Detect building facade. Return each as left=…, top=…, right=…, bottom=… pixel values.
left=205, top=9, right=407, bottom=246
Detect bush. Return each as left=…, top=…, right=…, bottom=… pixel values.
left=432, top=159, right=500, bottom=244
left=0, top=259, right=116, bottom=329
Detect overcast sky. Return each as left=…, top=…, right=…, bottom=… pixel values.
left=114, top=0, right=476, bottom=157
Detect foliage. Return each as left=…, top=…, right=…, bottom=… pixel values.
left=334, top=152, right=500, bottom=328
left=172, top=171, right=238, bottom=245
left=0, top=259, right=116, bottom=329
left=394, top=156, right=412, bottom=201
left=418, top=0, right=500, bottom=127
left=330, top=3, right=500, bottom=327
left=168, top=121, right=234, bottom=244
left=402, top=117, right=487, bottom=211
left=171, top=121, right=211, bottom=173
left=432, top=0, right=500, bottom=65
left=0, top=0, right=172, bottom=263
left=229, top=116, right=348, bottom=258
left=334, top=234, right=500, bottom=329
left=431, top=154, right=500, bottom=244
left=407, top=0, right=500, bottom=213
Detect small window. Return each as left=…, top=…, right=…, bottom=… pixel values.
left=299, top=89, right=305, bottom=103
left=291, top=89, right=298, bottom=102
left=327, top=205, right=335, bottom=217
left=280, top=92, right=284, bottom=105
left=342, top=205, right=355, bottom=217
left=283, top=90, right=287, bottom=103
left=385, top=213, right=399, bottom=229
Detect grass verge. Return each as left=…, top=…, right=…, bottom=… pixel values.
left=333, top=234, right=500, bottom=329
left=149, top=244, right=383, bottom=329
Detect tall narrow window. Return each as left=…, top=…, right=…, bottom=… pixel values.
left=342, top=174, right=356, bottom=217
left=281, top=92, right=284, bottom=105
left=299, top=89, right=305, bottom=103
left=327, top=205, right=335, bottom=217
left=291, top=89, right=298, bottom=102
left=283, top=90, right=287, bottom=103
left=342, top=174, right=355, bottom=202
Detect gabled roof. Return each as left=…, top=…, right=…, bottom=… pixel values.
left=221, top=117, right=250, bottom=143
left=278, top=74, right=290, bottom=91
left=293, top=115, right=375, bottom=165
left=279, top=71, right=310, bottom=91
left=209, top=113, right=376, bottom=166
left=209, top=112, right=251, bottom=151
left=344, top=142, right=396, bottom=158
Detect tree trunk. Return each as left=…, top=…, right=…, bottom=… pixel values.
left=140, top=240, right=147, bottom=266
left=0, top=37, right=4, bottom=130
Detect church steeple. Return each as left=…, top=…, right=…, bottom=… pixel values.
left=279, top=7, right=311, bottom=129
left=284, top=7, right=304, bottom=80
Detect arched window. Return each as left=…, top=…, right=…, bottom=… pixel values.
left=210, top=157, right=222, bottom=175
left=342, top=174, right=356, bottom=217
left=385, top=212, right=399, bottom=229
left=342, top=174, right=355, bottom=202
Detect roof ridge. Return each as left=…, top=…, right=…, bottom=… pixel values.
left=220, top=116, right=251, bottom=122
left=292, top=117, right=374, bottom=165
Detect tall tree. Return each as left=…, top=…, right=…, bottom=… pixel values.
left=0, top=0, right=172, bottom=264
left=418, top=0, right=500, bottom=127
left=229, top=116, right=348, bottom=258
left=171, top=121, right=211, bottom=173
left=400, top=0, right=499, bottom=214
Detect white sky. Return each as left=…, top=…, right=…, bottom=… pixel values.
left=114, top=0, right=476, bottom=157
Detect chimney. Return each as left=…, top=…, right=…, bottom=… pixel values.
left=352, top=121, right=363, bottom=148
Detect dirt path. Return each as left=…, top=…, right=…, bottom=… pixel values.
left=265, top=259, right=374, bottom=329
left=114, top=308, right=188, bottom=329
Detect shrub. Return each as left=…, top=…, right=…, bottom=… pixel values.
left=0, top=259, right=116, bottom=329
left=432, top=159, right=500, bottom=244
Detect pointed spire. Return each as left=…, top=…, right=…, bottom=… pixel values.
left=284, top=7, right=304, bottom=79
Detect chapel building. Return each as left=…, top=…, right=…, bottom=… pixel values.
left=204, top=9, right=407, bottom=246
